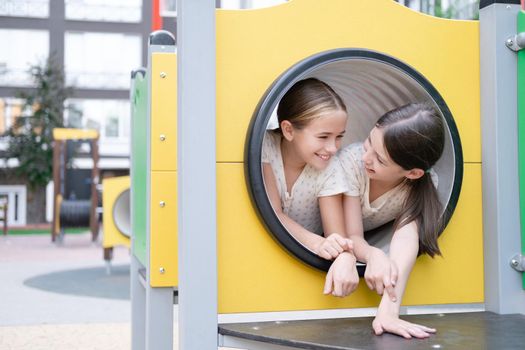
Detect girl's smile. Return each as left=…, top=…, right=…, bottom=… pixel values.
left=281, top=110, right=347, bottom=170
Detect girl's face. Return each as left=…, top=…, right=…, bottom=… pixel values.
left=362, top=127, right=412, bottom=184
left=282, top=110, right=347, bottom=170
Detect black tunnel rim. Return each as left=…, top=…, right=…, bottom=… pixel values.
left=245, top=48, right=464, bottom=274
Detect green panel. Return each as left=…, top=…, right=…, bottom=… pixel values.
left=518, top=10, right=525, bottom=289
left=131, top=72, right=148, bottom=265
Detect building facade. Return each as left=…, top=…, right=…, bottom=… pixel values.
left=0, top=0, right=153, bottom=225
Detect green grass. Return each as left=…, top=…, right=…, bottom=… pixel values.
left=6, top=227, right=89, bottom=235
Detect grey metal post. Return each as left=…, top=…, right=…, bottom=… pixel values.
left=130, top=70, right=146, bottom=350
left=130, top=255, right=146, bottom=350
left=144, top=32, right=176, bottom=350
left=480, top=1, right=525, bottom=315
left=177, top=1, right=218, bottom=350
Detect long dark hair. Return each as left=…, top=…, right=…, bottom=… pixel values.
left=277, top=78, right=346, bottom=131
left=377, top=103, right=445, bottom=257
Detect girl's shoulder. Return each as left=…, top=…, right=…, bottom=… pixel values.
left=338, top=142, right=364, bottom=166
left=262, top=130, right=282, bottom=162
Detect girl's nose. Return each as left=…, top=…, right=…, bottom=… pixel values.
left=326, top=140, right=337, bottom=154
left=362, top=151, right=371, bottom=164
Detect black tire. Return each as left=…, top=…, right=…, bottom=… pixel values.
left=60, top=200, right=91, bottom=228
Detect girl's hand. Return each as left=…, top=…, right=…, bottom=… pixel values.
left=365, top=248, right=398, bottom=302
left=372, top=313, right=436, bottom=339
left=323, top=252, right=359, bottom=297
left=316, top=233, right=353, bottom=260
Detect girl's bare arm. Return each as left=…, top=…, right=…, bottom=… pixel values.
left=372, top=221, right=436, bottom=339
left=344, top=195, right=397, bottom=301
left=263, top=163, right=349, bottom=259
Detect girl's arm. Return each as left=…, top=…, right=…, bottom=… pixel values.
left=344, top=195, right=398, bottom=301
left=263, top=163, right=350, bottom=260
left=372, top=221, right=436, bottom=339
left=320, top=194, right=359, bottom=297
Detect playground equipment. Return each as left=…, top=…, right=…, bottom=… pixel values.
left=130, top=0, right=525, bottom=349
left=52, top=128, right=99, bottom=242
left=101, top=175, right=131, bottom=267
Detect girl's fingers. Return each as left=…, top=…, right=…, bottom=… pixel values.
left=411, top=323, right=436, bottom=333
left=374, top=278, right=384, bottom=295
left=372, top=322, right=384, bottom=335
left=325, top=245, right=338, bottom=258
left=383, top=277, right=397, bottom=302
left=390, top=263, right=399, bottom=286
left=407, top=328, right=431, bottom=339
left=365, top=277, right=374, bottom=291
left=333, top=235, right=348, bottom=249
left=323, top=268, right=333, bottom=294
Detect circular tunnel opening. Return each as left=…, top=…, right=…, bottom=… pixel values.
left=245, top=49, right=463, bottom=274
left=113, top=189, right=131, bottom=238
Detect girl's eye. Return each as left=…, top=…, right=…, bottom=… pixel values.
left=318, top=135, right=328, bottom=139
left=336, top=134, right=344, bottom=139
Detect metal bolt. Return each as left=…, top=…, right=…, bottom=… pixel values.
left=159, top=267, right=165, bottom=274
left=511, top=259, right=519, bottom=267
left=159, top=201, right=166, bottom=207
left=159, top=134, right=166, bottom=141
left=507, top=5, right=511, bottom=9
left=160, top=72, right=167, bottom=78
left=506, top=38, right=514, bottom=47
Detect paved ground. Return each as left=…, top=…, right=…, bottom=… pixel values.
left=0, top=233, right=239, bottom=350
left=0, top=232, right=134, bottom=349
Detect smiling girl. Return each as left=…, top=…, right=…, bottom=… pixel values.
left=334, top=103, right=445, bottom=339
left=262, top=78, right=358, bottom=292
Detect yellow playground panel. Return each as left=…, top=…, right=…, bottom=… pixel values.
left=146, top=0, right=483, bottom=314
left=102, top=175, right=131, bottom=251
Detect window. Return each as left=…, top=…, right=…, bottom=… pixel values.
left=0, top=0, right=49, bottom=18
left=160, top=0, right=176, bottom=16
left=65, top=99, right=130, bottom=156
left=0, top=98, right=25, bottom=135
left=65, top=32, right=141, bottom=90
left=0, top=30, right=49, bottom=87
left=0, top=185, right=27, bottom=227
left=219, top=0, right=287, bottom=9
left=65, top=0, right=142, bottom=23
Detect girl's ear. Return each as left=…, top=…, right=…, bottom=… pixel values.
left=405, top=168, right=425, bottom=180
left=280, top=120, right=295, bottom=141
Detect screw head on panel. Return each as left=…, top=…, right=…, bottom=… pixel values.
left=159, top=267, right=165, bottom=274
left=160, top=134, right=166, bottom=141
left=511, top=259, right=519, bottom=267
left=159, top=201, right=166, bottom=207
left=160, top=72, right=167, bottom=78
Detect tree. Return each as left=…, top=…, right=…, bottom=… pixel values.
left=4, top=54, right=72, bottom=189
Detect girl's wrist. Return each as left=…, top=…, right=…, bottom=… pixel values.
left=338, top=251, right=356, bottom=261
left=377, top=295, right=400, bottom=317
left=364, top=246, right=380, bottom=264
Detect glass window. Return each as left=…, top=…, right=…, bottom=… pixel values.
left=65, top=0, right=142, bottom=23
left=65, top=99, right=130, bottom=156
left=0, top=0, right=49, bottom=18
left=398, top=0, right=479, bottom=20
left=65, top=32, right=141, bottom=90
left=219, top=0, right=286, bottom=9
left=0, top=30, right=49, bottom=87
left=160, top=0, right=176, bottom=16
left=0, top=98, right=25, bottom=135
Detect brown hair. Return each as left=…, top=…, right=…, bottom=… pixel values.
left=377, top=103, right=445, bottom=257
left=277, top=78, right=346, bottom=131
